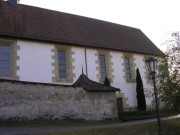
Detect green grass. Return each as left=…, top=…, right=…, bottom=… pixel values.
left=0, top=118, right=121, bottom=127
left=36, top=118, right=180, bottom=135
left=37, top=124, right=157, bottom=135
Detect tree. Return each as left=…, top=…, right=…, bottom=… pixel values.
left=104, top=76, right=110, bottom=86
left=157, top=32, right=180, bottom=112
left=136, top=68, right=146, bottom=111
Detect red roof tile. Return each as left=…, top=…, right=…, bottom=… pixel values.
left=0, top=2, right=163, bottom=55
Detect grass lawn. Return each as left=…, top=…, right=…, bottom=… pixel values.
left=0, top=118, right=121, bottom=127
left=35, top=118, right=180, bottom=135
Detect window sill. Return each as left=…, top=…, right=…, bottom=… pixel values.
left=0, top=76, right=16, bottom=80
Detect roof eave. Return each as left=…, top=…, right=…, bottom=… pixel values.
left=0, top=34, right=164, bottom=56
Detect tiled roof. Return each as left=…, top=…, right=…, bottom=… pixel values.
left=72, top=73, right=120, bottom=92
left=0, top=2, right=163, bottom=55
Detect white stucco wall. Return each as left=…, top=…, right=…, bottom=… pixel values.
left=14, top=40, right=153, bottom=108
left=72, top=47, right=86, bottom=82
left=17, top=40, right=54, bottom=83
left=72, top=47, right=98, bottom=82
left=86, top=49, right=98, bottom=81
left=111, top=52, right=137, bottom=107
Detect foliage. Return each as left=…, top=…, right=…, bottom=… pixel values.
left=136, top=68, right=146, bottom=111
left=165, top=33, right=180, bottom=85
left=103, top=76, right=110, bottom=86
left=157, top=33, right=180, bottom=112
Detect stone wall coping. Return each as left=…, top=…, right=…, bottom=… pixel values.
left=0, top=78, right=117, bottom=92
left=0, top=78, right=70, bottom=87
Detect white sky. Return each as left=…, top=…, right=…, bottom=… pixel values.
left=18, top=0, right=180, bottom=51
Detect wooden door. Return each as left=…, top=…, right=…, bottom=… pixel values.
left=117, top=98, right=123, bottom=118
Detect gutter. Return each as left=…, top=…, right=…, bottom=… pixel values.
left=85, top=47, right=88, bottom=77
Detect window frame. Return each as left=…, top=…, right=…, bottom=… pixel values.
left=58, top=50, right=67, bottom=79
left=123, top=54, right=136, bottom=83
left=52, top=45, right=75, bottom=83
left=99, top=54, right=107, bottom=81
left=124, top=57, right=132, bottom=80
left=0, top=44, right=10, bottom=77
left=97, top=50, right=114, bottom=83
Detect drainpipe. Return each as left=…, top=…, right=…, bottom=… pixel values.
left=85, top=47, right=88, bottom=77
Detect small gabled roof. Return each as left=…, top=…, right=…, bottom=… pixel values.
left=0, top=2, right=163, bottom=56
left=72, top=73, right=120, bottom=92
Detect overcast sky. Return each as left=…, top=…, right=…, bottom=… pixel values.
left=18, top=0, right=180, bottom=51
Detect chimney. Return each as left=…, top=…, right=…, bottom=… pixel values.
left=8, top=0, right=18, bottom=6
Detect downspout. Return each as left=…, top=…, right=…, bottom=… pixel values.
left=85, top=47, right=88, bottom=77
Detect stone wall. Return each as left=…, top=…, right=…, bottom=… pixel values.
left=0, top=81, right=118, bottom=120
